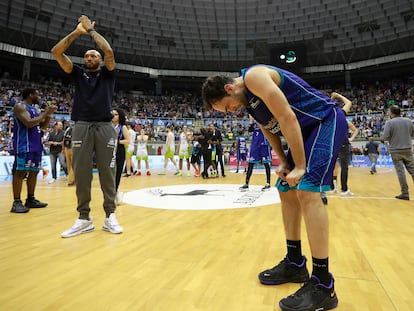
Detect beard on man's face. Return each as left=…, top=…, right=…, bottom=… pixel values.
left=85, top=61, right=100, bottom=70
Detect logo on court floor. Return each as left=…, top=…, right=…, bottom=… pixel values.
left=123, top=184, right=280, bottom=210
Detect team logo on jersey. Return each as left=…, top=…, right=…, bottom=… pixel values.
left=123, top=184, right=280, bottom=210
left=264, top=117, right=281, bottom=134
left=249, top=98, right=262, bottom=109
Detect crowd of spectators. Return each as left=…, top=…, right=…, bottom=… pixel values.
left=1, top=75, right=414, bottom=151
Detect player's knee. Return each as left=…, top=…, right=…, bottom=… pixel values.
left=14, top=170, right=28, bottom=179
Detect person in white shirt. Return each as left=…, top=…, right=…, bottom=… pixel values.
left=177, top=125, right=192, bottom=177
left=136, top=128, right=151, bottom=176
left=158, top=126, right=179, bottom=175
left=125, top=122, right=137, bottom=176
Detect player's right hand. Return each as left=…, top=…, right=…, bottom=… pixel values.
left=45, top=105, right=57, bottom=115
left=75, top=22, right=88, bottom=34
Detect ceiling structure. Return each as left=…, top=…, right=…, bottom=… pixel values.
left=0, top=0, right=414, bottom=73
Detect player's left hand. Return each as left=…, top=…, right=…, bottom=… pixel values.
left=285, top=167, right=306, bottom=187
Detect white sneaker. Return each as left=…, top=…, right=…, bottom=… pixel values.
left=340, top=190, right=354, bottom=196
left=61, top=218, right=94, bottom=238
left=115, top=192, right=124, bottom=205
left=48, top=178, right=56, bottom=184
left=102, top=213, right=123, bottom=234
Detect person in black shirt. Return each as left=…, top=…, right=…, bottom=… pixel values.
left=364, top=137, right=379, bottom=174
left=51, top=15, right=123, bottom=237
left=63, top=123, right=75, bottom=186
left=209, top=123, right=226, bottom=177
left=47, top=121, right=68, bottom=183
left=199, top=127, right=212, bottom=179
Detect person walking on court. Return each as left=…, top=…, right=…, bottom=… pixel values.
left=202, top=64, right=347, bottom=311
left=381, top=105, right=414, bottom=200
left=11, top=88, right=56, bottom=213
left=239, top=119, right=272, bottom=191
left=51, top=15, right=123, bottom=237
left=364, top=137, right=379, bottom=174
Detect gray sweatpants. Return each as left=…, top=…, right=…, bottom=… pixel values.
left=390, top=150, right=414, bottom=196
left=72, top=121, right=118, bottom=219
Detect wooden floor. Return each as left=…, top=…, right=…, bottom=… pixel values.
left=0, top=165, right=413, bottom=311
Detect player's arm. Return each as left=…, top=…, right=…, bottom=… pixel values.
left=381, top=123, right=391, bottom=141
left=13, top=104, right=55, bottom=128
left=119, top=125, right=130, bottom=145
left=244, top=66, right=305, bottom=171
left=348, top=122, right=358, bottom=142
left=79, top=15, right=116, bottom=71
left=260, top=125, right=287, bottom=164
left=39, top=115, right=51, bottom=131
left=331, top=92, right=352, bottom=114
left=50, top=23, right=87, bottom=74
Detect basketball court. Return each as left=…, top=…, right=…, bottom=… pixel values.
left=1, top=163, right=413, bottom=311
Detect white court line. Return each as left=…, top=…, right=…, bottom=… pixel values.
left=326, top=195, right=408, bottom=201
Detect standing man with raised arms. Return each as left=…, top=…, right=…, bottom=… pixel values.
left=51, top=15, right=123, bottom=237
left=202, top=64, right=347, bottom=311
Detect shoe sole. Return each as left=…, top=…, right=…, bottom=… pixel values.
left=279, top=293, right=338, bottom=311
left=102, top=225, right=123, bottom=234
left=259, top=275, right=309, bottom=285
left=10, top=208, right=30, bottom=213
left=258, top=271, right=309, bottom=285
left=396, top=197, right=410, bottom=200
left=61, top=226, right=95, bottom=238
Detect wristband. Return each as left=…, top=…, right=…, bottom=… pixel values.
left=87, top=28, right=95, bottom=33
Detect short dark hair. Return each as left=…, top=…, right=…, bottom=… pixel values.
left=201, top=75, right=234, bottom=110
left=390, top=105, right=401, bottom=116
left=21, top=88, right=37, bottom=100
